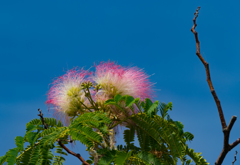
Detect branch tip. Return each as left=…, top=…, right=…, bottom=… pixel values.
left=232, top=151, right=237, bottom=165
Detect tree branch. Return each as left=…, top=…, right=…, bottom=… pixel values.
left=191, top=7, right=240, bottom=165
left=215, top=116, right=237, bottom=164
left=232, top=151, right=237, bottom=165
left=230, top=138, right=240, bottom=151
left=191, top=6, right=227, bottom=129
left=38, top=109, right=90, bottom=165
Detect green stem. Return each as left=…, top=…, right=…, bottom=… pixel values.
left=78, top=98, right=93, bottom=112
left=83, top=88, right=98, bottom=111
left=86, top=87, right=98, bottom=110
left=16, top=142, right=40, bottom=160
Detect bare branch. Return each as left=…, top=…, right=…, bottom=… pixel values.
left=191, top=7, right=240, bottom=165
left=232, top=151, right=237, bottom=165
left=38, top=109, right=90, bottom=165
left=191, top=7, right=227, bottom=129
left=223, top=116, right=237, bottom=149
left=216, top=116, right=237, bottom=164
left=57, top=139, right=90, bottom=164
left=230, top=138, right=240, bottom=151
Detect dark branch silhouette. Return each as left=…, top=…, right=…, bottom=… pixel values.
left=191, top=7, right=240, bottom=165
left=191, top=6, right=226, bottom=129
left=38, top=109, right=90, bottom=165
left=38, top=109, right=48, bottom=129
left=232, top=151, right=237, bottom=165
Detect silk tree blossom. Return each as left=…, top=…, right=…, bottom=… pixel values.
left=92, top=61, right=154, bottom=103
left=91, top=62, right=154, bottom=130
left=45, top=62, right=154, bottom=126
left=46, top=68, right=91, bottom=123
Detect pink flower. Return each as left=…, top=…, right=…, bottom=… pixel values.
left=92, top=61, right=154, bottom=103
left=46, top=68, right=91, bottom=123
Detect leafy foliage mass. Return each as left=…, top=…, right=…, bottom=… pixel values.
left=1, top=94, right=209, bottom=165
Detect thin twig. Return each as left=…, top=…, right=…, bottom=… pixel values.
left=191, top=6, right=227, bottom=129
left=190, top=7, right=240, bottom=165
left=79, top=98, right=93, bottom=112
left=230, top=138, right=240, bottom=150
left=232, top=151, right=237, bottom=165
left=38, top=109, right=90, bottom=165
left=38, top=109, right=48, bottom=129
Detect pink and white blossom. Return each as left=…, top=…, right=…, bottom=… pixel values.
left=92, top=61, right=154, bottom=103
left=46, top=68, right=91, bottom=122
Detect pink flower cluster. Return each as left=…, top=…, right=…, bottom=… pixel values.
left=92, top=61, right=154, bottom=102
left=46, top=62, right=154, bottom=121
left=46, top=68, right=90, bottom=122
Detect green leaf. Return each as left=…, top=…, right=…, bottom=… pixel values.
left=44, top=117, right=60, bottom=128
left=86, top=159, right=93, bottom=164
left=18, top=145, right=41, bottom=165
left=143, top=98, right=153, bottom=112
left=0, top=155, right=7, bottom=165
left=184, top=132, right=194, bottom=141
left=26, top=132, right=39, bottom=146
left=26, top=119, right=41, bottom=127
left=126, top=97, right=140, bottom=109
left=141, top=101, right=145, bottom=109
left=147, top=100, right=159, bottom=116
left=40, top=147, right=53, bottom=165
left=114, top=94, right=122, bottom=103
left=123, top=127, right=135, bottom=146
left=114, top=151, right=132, bottom=165
left=15, top=136, right=24, bottom=151
left=124, top=95, right=135, bottom=107
left=166, top=102, right=173, bottom=111
left=26, top=124, right=38, bottom=132
left=159, top=102, right=173, bottom=119
left=98, top=150, right=116, bottom=165
left=6, top=148, right=18, bottom=165
left=185, top=147, right=209, bottom=165
left=174, top=121, right=184, bottom=136
left=104, top=99, right=115, bottom=104
left=104, top=101, right=119, bottom=106
left=135, top=151, right=162, bottom=165
left=29, top=145, right=41, bottom=165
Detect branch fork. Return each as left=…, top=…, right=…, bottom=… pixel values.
left=191, top=7, right=240, bottom=165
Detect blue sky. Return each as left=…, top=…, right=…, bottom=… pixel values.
left=1, top=0, right=240, bottom=164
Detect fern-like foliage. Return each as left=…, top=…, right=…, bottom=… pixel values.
left=52, top=143, right=67, bottom=165
left=103, top=94, right=209, bottom=165
left=0, top=117, right=67, bottom=165
left=97, top=149, right=162, bottom=165
left=185, top=147, right=209, bottom=165
left=6, top=148, right=18, bottom=165
left=159, top=102, right=172, bottom=119
left=0, top=155, right=7, bottom=165
left=69, top=111, right=111, bottom=148
left=18, top=144, right=41, bottom=165
left=1, top=94, right=209, bottom=165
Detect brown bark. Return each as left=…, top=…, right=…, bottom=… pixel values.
left=191, top=7, right=227, bottom=129
left=191, top=7, right=240, bottom=165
